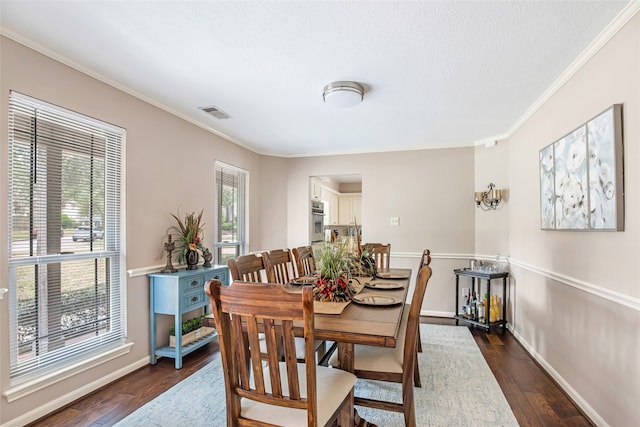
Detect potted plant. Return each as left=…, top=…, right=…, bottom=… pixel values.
left=168, top=209, right=205, bottom=269
left=169, top=315, right=215, bottom=347
left=313, top=241, right=357, bottom=302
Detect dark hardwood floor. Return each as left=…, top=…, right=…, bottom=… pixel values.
left=28, top=317, right=593, bottom=427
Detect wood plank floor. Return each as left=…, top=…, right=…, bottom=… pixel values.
left=27, top=317, right=594, bottom=427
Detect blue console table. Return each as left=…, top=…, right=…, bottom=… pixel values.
left=148, top=265, right=229, bottom=369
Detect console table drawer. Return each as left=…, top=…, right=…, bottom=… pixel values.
left=180, top=275, right=204, bottom=294
left=183, top=290, right=206, bottom=309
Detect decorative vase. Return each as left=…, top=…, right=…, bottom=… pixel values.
left=185, top=249, right=199, bottom=270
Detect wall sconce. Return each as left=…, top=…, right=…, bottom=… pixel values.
left=475, top=183, right=503, bottom=210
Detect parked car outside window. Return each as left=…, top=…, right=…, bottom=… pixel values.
left=72, top=226, right=104, bottom=241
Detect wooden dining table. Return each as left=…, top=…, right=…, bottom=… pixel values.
left=309, top=268, right=412, bottom=373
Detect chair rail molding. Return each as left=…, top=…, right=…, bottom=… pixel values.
left=508, top=257, right=640, bottom=312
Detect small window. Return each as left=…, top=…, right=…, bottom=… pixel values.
left=214, top=162, right=247, bottom=264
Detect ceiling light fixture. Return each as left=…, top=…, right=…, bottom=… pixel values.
left=322, top=81, right=364, bottom=108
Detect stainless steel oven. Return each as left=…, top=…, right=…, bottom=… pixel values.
left=310, top=200, right=325, bottom=243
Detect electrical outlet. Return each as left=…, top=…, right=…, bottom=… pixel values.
left=461, top=287, right=469, bottom=297
left=389, top=217, right=400, bottom=226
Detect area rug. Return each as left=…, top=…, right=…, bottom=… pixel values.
left=115, top=324, right=518, bottom=426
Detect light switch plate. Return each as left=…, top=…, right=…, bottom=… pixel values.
left=390, top=217, right=400, bottom=226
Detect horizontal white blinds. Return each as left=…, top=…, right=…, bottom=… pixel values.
left=214, top=162, right=247, bottom=263
left=7, top=91, right=125, bottom=383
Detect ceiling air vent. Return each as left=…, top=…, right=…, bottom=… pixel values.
left=198, top=105, right=230, bottom=120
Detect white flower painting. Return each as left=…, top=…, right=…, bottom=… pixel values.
left=539, top=104, right=623, bottom=231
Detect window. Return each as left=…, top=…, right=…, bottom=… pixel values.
left=7, top=92, right=124, bottom=384
left=214, top=161, right=247, bottom=264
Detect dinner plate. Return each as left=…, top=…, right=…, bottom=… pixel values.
left=364, top=281, right=405, bottom=290
left=351, top=294, right=402, bottom=306
left=289, top=277, right=315, bottom=286
left=376, top=271, right=410, bottom=279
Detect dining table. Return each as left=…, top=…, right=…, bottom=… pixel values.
left=287, top=267, right=413, bottom=427
left=306, top=268, right=411, bottom=371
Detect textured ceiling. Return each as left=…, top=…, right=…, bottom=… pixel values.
left=0, top=1, right=632, bottom=157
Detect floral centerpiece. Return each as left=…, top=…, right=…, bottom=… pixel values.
left=168, top=209, right=205, bottom=269
left=313, top=241, right=357, bottom=302
left=348, top=246, right=377, bottom=277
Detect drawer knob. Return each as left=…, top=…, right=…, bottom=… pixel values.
left=191, top=296, right=198, bottom=302
left=214, top=275, right=219, bottom=279
left=191, top=280, right=198, bottom=287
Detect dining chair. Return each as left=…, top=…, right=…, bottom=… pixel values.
left=264, top=248, right=297, bottom=284
left=329, top=265, right=433, bottom=427
left=227, top=252, right=270, bottom=283
left=264, top=248, right=328, bottom=363
left=416, top=249, right=432, bottom=354
left=292, top=245, right=317, bottom=277
left=362, top=243, right=391, bottom=272
left=412, top=249, right=431, bottom=387
left=204, top=280, right=356, bottom=427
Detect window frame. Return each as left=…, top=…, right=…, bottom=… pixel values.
left=6, top=91, right=127, bottom=389
left=213, top=161, right=248, bottom=264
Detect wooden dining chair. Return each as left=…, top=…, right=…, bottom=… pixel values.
left=264, top=248, right=328, bottom=363
left=227, top=252, right=270, bottom=283
left=292, top=245, right=317, bottom=277
left=411, top=248, right=432, bottom=388
left=362, top=243, right=391, bottom=272
left=204, top=280, right=356, bottom=427
left=329, top=265, right=433, bottom=427
left=264, top=248, right=297, bottom=284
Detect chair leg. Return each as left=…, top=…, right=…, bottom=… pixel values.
left=402, top=376, right=417, bottom=427
left=417, top=329, right=422, bottom=352
left=413, top=353, right=422, bottom=388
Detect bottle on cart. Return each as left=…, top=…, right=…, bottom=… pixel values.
left=483, top=293, right=489, bottom=322
left=490, top=295, right=500, bottom=322
left=471, top=291, right=477, bottom=320
left=478, top=296, right=485, bottom=323
left=462, top=289, right=470, bottom=318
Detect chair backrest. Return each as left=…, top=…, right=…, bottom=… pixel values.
left=227, top=253, right=269, bottom=282
left=418, top=249, right=431, bottom=268
left=292, top=246, right=316, bottom=277
left=362, top=243, right=391, bottom=272
left=265, top=248, right=296, bottom=284
left=402, top=265, right=432, bottom=372
left=204, top=280, right=319, bottom=425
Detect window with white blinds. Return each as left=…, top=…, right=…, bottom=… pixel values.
left=214, top=161, right=247, bottom=264
left=7, top=91, right=125, bottom=383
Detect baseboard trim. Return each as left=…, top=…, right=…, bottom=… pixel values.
left=1, top=356, right=150, bottom=427
left=508, top=325, right=607, bottom=427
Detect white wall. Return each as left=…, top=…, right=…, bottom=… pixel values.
left=282, top=148, right=476, bottom=316
left=0, top=36, right=264, bottom=425
left=498, top=12, right=640, bottom=426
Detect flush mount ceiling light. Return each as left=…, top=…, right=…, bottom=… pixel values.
left=322, top=81, right=364, bottom=107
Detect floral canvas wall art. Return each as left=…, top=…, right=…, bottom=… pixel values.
left=539, top=104, right=623, bottom=231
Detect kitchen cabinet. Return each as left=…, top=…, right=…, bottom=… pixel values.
left=321, top=188, right=340, bottom=225
left=310, top=177, right=322, bottom=200
left=338, top=195, right=362, bottom=225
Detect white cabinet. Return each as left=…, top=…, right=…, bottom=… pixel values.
left=326, top=192, right=339, bottom=225
left=310, top=178, right=322, bottom=200
left=320, top=187, right=340, bottom=225
left=338, top=195, right=362, bottom=225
